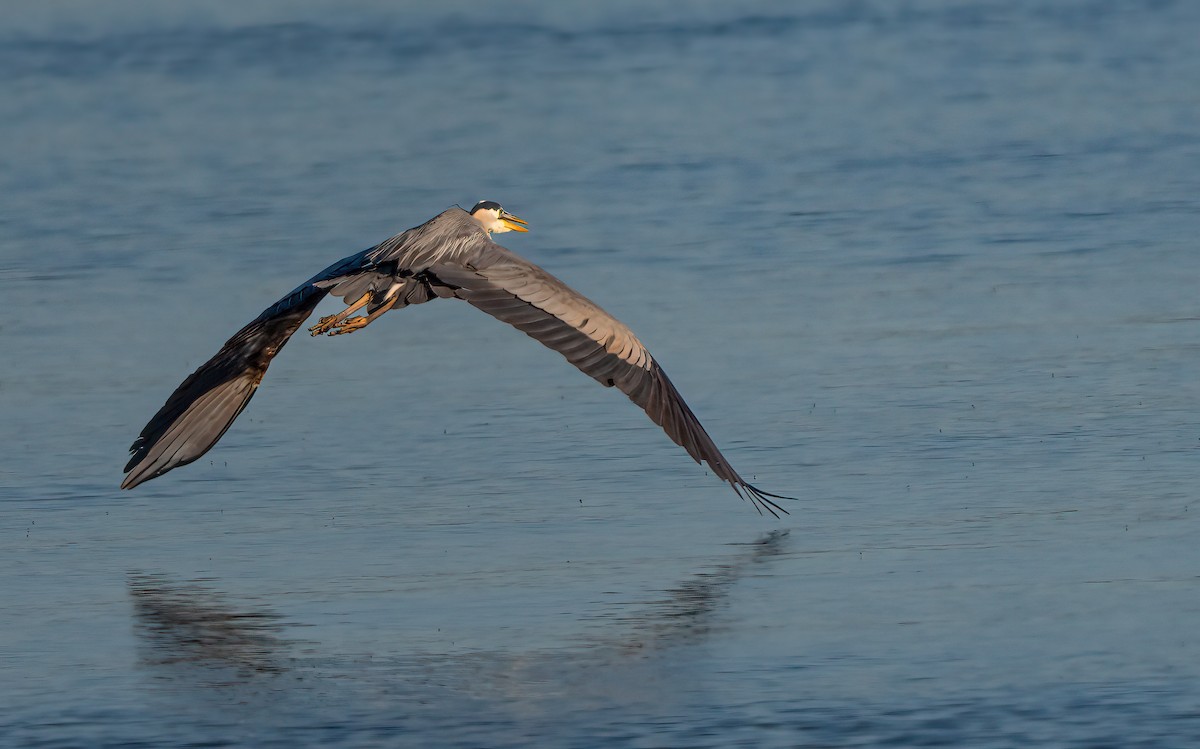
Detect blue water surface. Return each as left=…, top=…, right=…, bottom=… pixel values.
left=2, top=1, right=1200, bottom=747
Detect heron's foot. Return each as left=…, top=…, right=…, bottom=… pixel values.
left=308, top=314, right=341, bottom=336
left=325, top=316, right=370, bottom=336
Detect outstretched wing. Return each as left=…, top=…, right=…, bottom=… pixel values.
left=121, top=255, right=365, bottom=490
left=429, top=248, right=790, bottom=516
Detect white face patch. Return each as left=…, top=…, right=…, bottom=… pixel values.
left=470, top=207, right=508, bottom=234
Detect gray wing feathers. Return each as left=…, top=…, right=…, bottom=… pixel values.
left=120, top=257, right=360, bottom=490
left=433, top=256, right=788, bottom=515
left=121, top=374, right=261, bottom=489
left=121, top=228, right=430, bottom=490
left=619, top=355, right=788, bottom=515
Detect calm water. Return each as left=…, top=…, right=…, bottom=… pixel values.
left=3, top=1, right=1200, bottom=746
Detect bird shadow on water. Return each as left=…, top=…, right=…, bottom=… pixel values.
left=128, top=572, right=294, bottom=685
left=127, top=530, right=793, bottom=723
left=605, top=528, right=791, bottom=653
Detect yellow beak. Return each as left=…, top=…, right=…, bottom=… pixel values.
left=500, top=212, right=529, bottom=232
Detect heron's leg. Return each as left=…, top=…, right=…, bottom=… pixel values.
left=325, top=295, right=399, bottom=336
left=308, top=292, right=370, bottom=336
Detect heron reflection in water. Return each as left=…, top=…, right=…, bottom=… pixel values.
left=128, top=573, right=287, bottom=676
left=121, top=202, right=790, bottom=515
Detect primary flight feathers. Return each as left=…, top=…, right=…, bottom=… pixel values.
left=121, top=202, right=790, bottom=515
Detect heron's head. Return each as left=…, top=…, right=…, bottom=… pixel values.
left=469, top=200, right=529, bottom=235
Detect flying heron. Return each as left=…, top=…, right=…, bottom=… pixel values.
left=121, top=201, right=791, bottom=515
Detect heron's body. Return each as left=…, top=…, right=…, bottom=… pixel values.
left=122, top=203, right=789, bottom=515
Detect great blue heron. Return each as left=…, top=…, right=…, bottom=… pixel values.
left=121, top=201, right=791, bottom=515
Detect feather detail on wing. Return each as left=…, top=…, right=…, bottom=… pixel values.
left=120, top=289, right=323, bottom=489
left=121, top=254, right=366, bottom=490
left=431, top=254, right=791, bottom=516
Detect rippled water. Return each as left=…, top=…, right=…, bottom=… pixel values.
left=3, top=1, right=1200, bottom=747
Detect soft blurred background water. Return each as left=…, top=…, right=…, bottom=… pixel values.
left=2, top=1, right=1199, bottom=747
